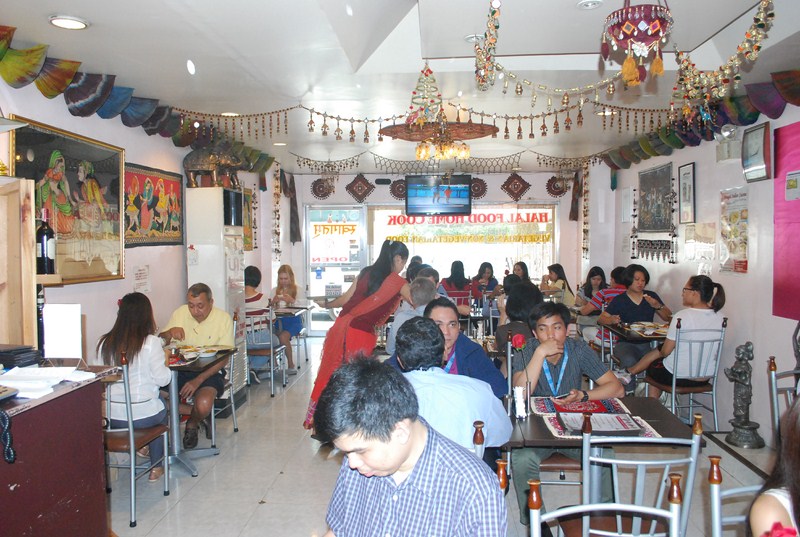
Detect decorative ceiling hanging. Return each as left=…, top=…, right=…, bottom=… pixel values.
left=370, top=151, right=523, bottom=175
left=310, top=178, right=334, bottom=200
left=379, top=64, right=496, bottom=160
left=470, top=177, right=488, bottom=199
left=500, top=173, right=531, bottom=202
left=389, top=179, right=406, bottom=201
left=345, top=173, right=375, bottom=203
left=546, top=175, right=571, bottom=198
left=600, top=1, right=673, bottom=87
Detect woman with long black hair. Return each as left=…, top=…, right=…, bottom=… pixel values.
left=439, top=260, right=472, bottom=307
left=305, top=239, right=410, bottom=429
left=540, top=262, right=576, bottom=306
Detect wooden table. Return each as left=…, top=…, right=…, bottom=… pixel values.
left=167, top=350, right=232, bottom=476
left=0, top=366, right=115, bottom=536
left=510, top=396, right=700, bottom=501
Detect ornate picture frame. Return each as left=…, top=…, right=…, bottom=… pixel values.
left=742, top=121, right=771, bottom=182
left=637, top=163, right=673, bottom=232
left=678, top=162, right=696, bottom=224
left=9, top=115, right=125, bottom=284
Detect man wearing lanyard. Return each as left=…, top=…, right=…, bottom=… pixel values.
left=510, top=301, right=624, bottom=528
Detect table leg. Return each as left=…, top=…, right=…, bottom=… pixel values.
left=167, top=370, right=219, bottom=477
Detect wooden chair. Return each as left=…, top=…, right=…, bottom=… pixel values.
left=579, top=413, right=703, bottom=537
left=767, top=356, right=799, bottom=444
left=644, top=318, right=727, bottom=430
left=708, top=455, right=762, bottom=537
left=473, top=420, right=485, bottom=459
left=104, top=352, right=169, bottom=528
left=528, top=475, right=682, bottom=537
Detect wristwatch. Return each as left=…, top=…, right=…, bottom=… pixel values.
left=580, top=390, right=590, bottom=402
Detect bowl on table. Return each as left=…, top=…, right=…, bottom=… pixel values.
left=181, top=351, right=199, bottom=360
left=198, top=349, right=217, bottom=358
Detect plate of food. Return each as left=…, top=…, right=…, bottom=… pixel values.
left=203, top=345, right=235, bottom=353
left=198, top=349, right=217, bottom=358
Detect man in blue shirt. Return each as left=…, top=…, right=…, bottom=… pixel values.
left=315, top=358, right=507, bottom=537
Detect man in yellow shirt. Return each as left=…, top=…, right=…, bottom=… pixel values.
left=160, top=283, right=234, bottom=449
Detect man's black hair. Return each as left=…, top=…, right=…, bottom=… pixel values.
left=423, top=296, right=459, bottom=318
left=396, top=317, right=445, bottom=371
left=506, top=284, right=544, bottom=323
left=314, top=357, right=419, bottom=443
left=527, top=301, right=571, bottom=330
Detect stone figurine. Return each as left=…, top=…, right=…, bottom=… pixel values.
left=724, top=341, right=765, bottom=448
left=182, top=140, right=244, bottom=189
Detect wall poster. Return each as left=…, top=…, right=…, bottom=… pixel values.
left=719, top=187, right=748, bottom=273
left=124, top=164, right=184, bottom=248
left=243, top=188, right=254, bottom=251
left=638, top=163, right=673, bottom=232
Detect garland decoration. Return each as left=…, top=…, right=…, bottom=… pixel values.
left=172, top=105, right=299, bottom=142
left=370, top=151, right=523, bottom=175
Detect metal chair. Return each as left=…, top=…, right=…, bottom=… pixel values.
left=529, top=476, right=682, bottom=537
left=767, top=356, right=799, bottom=444
left=644, top=317, right=727, bottom=431
left=208, top=350, right=240, bottom=448
left=580, top=412, right=703, bottom=537
left=103, top=351, right=169, bottom=528
left=293, top=308, right=311, bottom=363
left=246, top=313, right=287, bottom=397
left=708, top=455, right=762, bottom=537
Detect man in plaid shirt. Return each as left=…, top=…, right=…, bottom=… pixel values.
left=315, top=357, right=507, bottom=537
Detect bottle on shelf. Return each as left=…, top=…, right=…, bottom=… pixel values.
left=36, top=208, right=56, bottom=275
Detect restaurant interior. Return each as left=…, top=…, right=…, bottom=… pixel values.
left=1, top=0, right=800, bottom=535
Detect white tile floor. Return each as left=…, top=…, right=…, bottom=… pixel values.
left=107, top=338, right=772, bottom=536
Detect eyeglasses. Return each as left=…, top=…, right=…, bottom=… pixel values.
left=682, top=288, right=696, bottom=293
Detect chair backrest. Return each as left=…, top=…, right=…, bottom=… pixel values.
left=580, top=412, right=703, bottom=537
left=529, top=477, right=682, bottom=537
left=104, top=352, right=137, bottom=455
left=506, top=340, right=513, bottom=416
left=768, top=356, right=799, bottom=443
left=671, top=318, right=727, bottom=381
left=708, top=455, right=762, bottom=537
left=472, top=420, right=485, bottom=459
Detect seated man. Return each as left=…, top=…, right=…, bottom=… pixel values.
left=387, top=297, right=506, bottom=398
left=159, top=283, right=234, bottom=449
left=396, top=316, right=511, bottom=450
left=244, top=265, right=294, bottom=374
left=315, top=357, right=507, bottom=537
left=511, top=301, right=624, bottom=526
left=385, top=277, right=436, bottom=356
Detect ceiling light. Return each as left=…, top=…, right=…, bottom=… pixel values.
left=457, top=90, right=463, bottom=97
left=273, top=142, right=287, bottom=147
left=345, top=4, right=353, bottom=16
left=49, top=15, right=90, bottom=30
left=186, top=59, right=196, bottom=75
left=464, top=34, right=484, bottom=44
left=576, top=0, right=603, bottom=9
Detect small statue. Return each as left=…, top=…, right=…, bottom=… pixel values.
left=724, top=341, right=765, bottom=448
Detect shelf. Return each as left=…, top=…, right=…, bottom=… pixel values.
left=36, top=274, right=63, bottom=286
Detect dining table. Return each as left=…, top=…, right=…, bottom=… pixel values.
left=167, top=349, right=233, bottom=477
left=508, top=396, right=702, bottom=501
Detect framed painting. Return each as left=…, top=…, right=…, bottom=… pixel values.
left=243, top=187, right=254, bottom=251
left=678, top=162, right=695, bottom=224
left=638, top=163, right=673, bottom=232
left=742, top=121, right=772, bottom=182
left=124, top=164, right=184, bottom=247
left=9, top=115, right=124, bottom=284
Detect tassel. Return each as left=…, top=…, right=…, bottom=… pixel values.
left=651, top=55, right=664, bottom=77
left=622, top=54, right=640, bottom=86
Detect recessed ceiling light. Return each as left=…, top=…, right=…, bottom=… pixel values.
left=49, top=15, right=90, bottom=30
left=186, top=59, right=196, bottom=75
left=220, top=112, right=239, bottom=117
left=345, top=4, right=353, bottom=16
left=576, top=0, right=603, bottom=10
left=464, top=34, right=484, bottom=44
left=457, top=90, right=463, bottom=97
left=273, top=142, right=287, bottom=147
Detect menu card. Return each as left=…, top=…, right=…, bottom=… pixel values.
left=558, top=412, right=642, bottom=436
left=532, top=397, right=630, bottom=415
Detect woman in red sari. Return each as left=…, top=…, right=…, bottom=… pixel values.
left=304, top=239, right=410, bottom=429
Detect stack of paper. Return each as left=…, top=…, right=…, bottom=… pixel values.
left=0, top=367, right=92, bottom=399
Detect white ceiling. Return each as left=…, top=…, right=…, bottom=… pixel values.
left=2, top=0, right=798, bottom=175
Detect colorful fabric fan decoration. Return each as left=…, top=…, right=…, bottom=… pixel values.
left=141, top=106, right=173, bottom=135
left=771, top=70, right=800, bottom=106
left=96, top=86, right=134, bottom=119
left=0, top=44, right=48, bottom=88
left=0, top=26, right=15, bottom=62
left=121, top=97, right=159, bottom=127
left=64, top=72, right=116, bottom=116
left=34, top=57, right=81, bottom=98
left=745, top=81, right=787, bottom=119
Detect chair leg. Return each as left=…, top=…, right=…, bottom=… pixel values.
left=129, top=450, right=137, bottom=527
left=163, top=432, right=170, bottom=496
left=210, top=408, right=217, bottom=449
left=303, top=333, right=309, bottom=363
left=712, top=387, right=719, bottom=431
left=230, top=389, right=239, bottom=433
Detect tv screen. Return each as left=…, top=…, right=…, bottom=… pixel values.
left=405, top=174, right=472, bottom=216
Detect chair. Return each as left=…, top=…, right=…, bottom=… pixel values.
left=473, top=420, right=485, bottom=459
left=293, top=308, right=311, bottom=363
left=246, top=313, right=288, bottom=397
left=644, top=317, right=727, bottom=431
left=529, top=476, right=682, bottom=537
left=708, top=455, right=762, bottom=537
left=208, top=349, right=240, bottom=448
left=103, top=351, right=169, bottom=528
left=767, top=356, right=799, bottom=443
left=580, top=412, right=703, bottom=537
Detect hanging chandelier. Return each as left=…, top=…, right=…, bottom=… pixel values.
left=600, top=0, right=673, bottom=87
left=379, top=63, right=496, bottom=160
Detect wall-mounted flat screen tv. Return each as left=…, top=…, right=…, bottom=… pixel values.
left=405, top=174, right=472, bottom=216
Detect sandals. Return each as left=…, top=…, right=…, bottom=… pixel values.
left=148, top=467, right=165, bottom=482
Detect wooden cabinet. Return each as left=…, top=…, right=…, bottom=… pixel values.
left=0, top=177, right=36, bottom=347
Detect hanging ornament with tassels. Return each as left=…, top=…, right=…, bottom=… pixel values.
left=600, top=1, right=673, bottom=87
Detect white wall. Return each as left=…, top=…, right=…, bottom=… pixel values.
left=608, top=106, right=800, bottom=443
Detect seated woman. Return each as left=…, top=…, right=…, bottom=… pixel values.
left=750, top=397, right=800, bottom=536
left=471, top=261, right=499, bottom=300
left=245, top=265, right=295, bottom=375
left=539, top=262, right=576, bottom=306
left=512, top=261, right=532, bottom=286
left=271, top=264, right=305, bottom=343
left=621, top=275, right=725, bottom=391
left=598, top=264, right=671, bottom=388
left=98, top=292, right=170, bottom=482
left=575, top=266, right=608, bottom=307
left=439, top=260, right=472, bottom=308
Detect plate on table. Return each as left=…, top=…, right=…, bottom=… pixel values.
left=198, top=349, right=217, bottom=358
left=203, top=345, right=234, bottom=353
